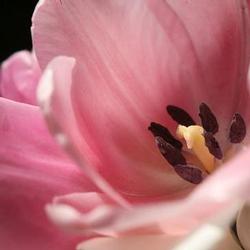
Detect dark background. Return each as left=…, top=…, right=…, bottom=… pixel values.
left=1, top=1, right=39, bottom=62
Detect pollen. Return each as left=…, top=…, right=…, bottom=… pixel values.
left=176, top=125, right=215, bottom=173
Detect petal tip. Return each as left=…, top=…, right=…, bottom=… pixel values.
left=36, top=56, right=76, bottom=114
left=45, top=203, right=80, bottom=226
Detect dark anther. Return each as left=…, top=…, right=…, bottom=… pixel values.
left=174, top=164, right=203, bottom=184
left=229, top=113, right=246, bottom=143
left=155, top=136, right=186, bottom=166
left=166, top=105, right=196, bottom=127
left=199, top=103, right=218, bottom=134
left=148, top=122, right=182, bottom=150
left=203, top=131, right=223, bottom=159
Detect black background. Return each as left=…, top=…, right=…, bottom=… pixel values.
left=1, top=1, right=39, bottom=62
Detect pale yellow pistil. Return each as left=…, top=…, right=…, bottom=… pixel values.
left=176, top=125, right=215, bottom=173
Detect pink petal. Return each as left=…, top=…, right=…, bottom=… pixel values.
left=46, top=192, right=118, bottom=235
left=77, top=235, right=179, bottom=250
left=32, top=0, right=250, bottom=129
left=0, top=97, right=96, bottom=249
left=171, top=227, right=242, bottom=250
left=77, top=230, right=241, bottom=250
left=0, top=167, right=84, bottom=250
left=53, top=192, right=114, bottom=212
left=116, top=147, right=250, bottom=234
left=0, top=51, right=41, bottom=105
left=42, top=148, right=250, bottom=237
left=0, top=97, right=95, bottom=192
left=37, top=56, right=130, bottom=207
left=33, top=0, right=250, bottom=197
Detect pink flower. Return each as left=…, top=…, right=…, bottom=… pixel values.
left=30, top=0, right=250, bottom=248
left=2, top=0, right=250, bottom=249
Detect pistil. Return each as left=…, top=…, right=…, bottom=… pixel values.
left=176, top=125, right=215, bottom=173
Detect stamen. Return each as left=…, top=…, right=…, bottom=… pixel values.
left=203, top=131, right=223, bottom=159
left=199, top=103, right=218, bottom=134
left=166, top=105, right=196, bottom=126
left=150, top=103, right=246, bottom=185
left=148, top=122, right=182, bottom=150
left=174, top=164, right=203, bottom=184
left=155, top=136, right=186, bottom=166
left=229, top=113, right=246, bottom=143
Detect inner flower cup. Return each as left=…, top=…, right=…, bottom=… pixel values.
left=149, top=102, right=246, bottom=185
left=32, top=0, right=250, bottom=212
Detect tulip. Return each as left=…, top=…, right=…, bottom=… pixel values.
left=1, top=0, right=250, bottom=249
left=32, top=0, right=250, bottom=249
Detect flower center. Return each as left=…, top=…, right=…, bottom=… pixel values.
left=149, top=103, right=246, bottom=185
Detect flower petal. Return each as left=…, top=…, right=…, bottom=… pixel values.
left=0, top=165, right=84, bottom=250
left=0, top=97, right=96, bottom=249
left=37, top=56, right=130, bottom=207
left=42, top=148, right=250, bottom=237
left=77, top=235, right=179, bottom=250
left=46, top=192, right=117, bottom=234
left=172, top=228, right=242, bottom=250
left=32, top=0, right=250, bottom=128
left=147, top=0, right=250, bottom=147
left=77, top=229, right=241, bottom=250
left=33, top=0, right=250, bottom=197
left=0, top=97, right=94, bottom=192
left=0, top=51, right=41, bottom=105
